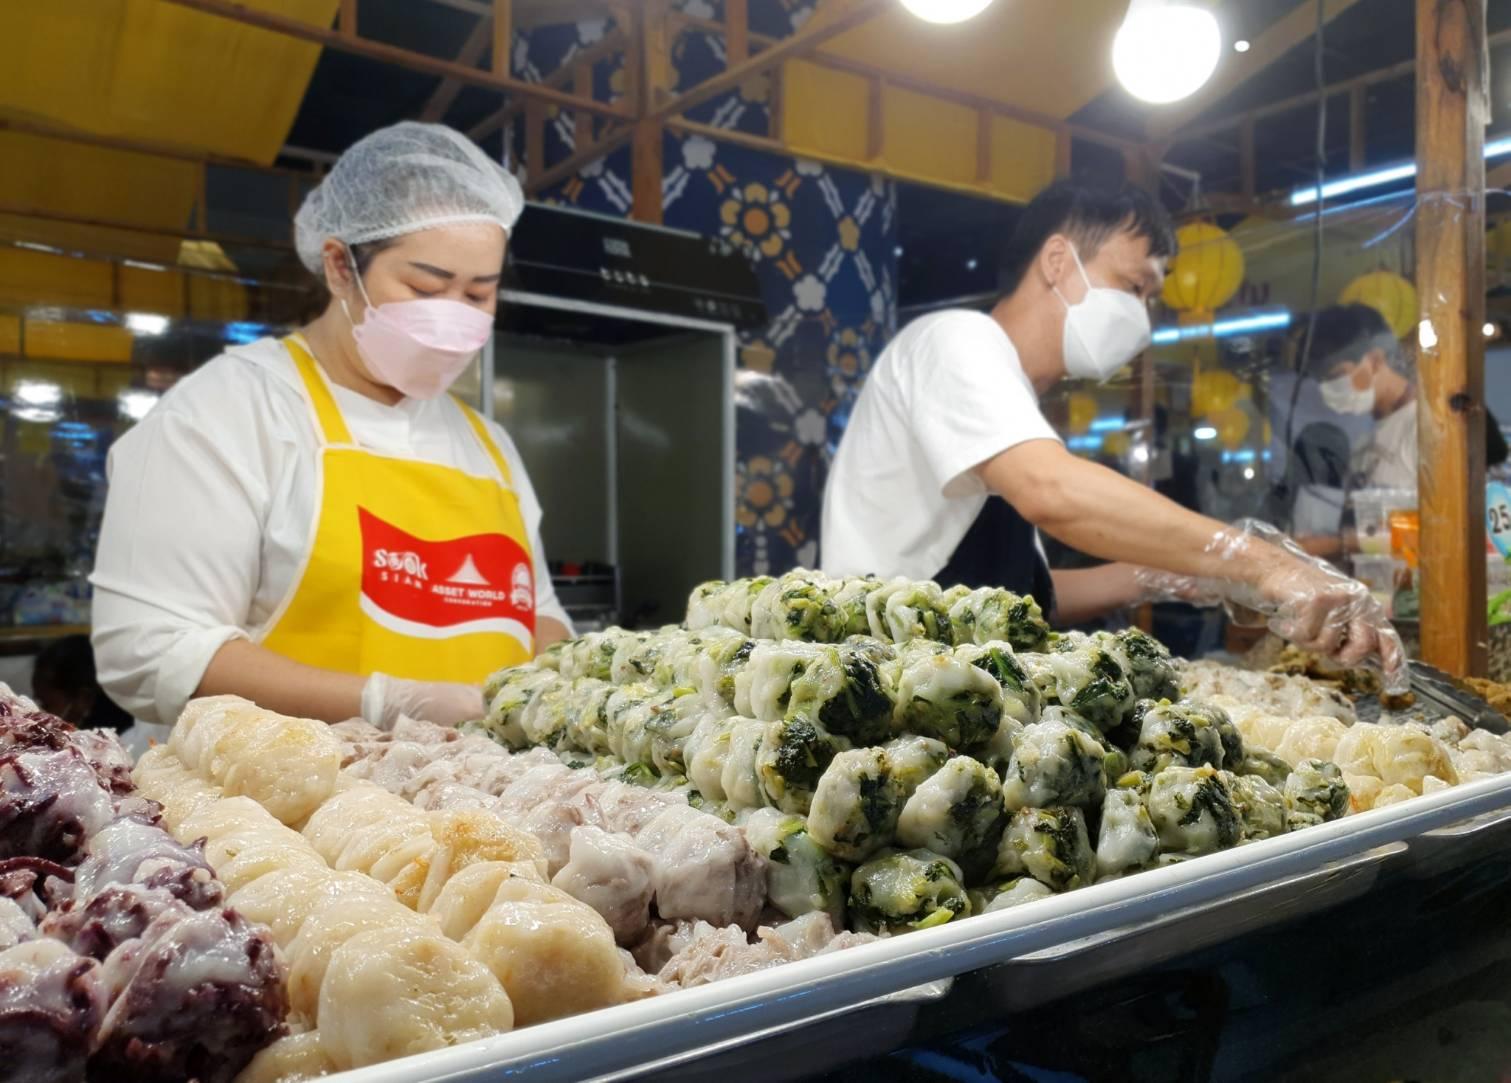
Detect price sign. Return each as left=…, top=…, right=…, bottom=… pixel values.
left=1487, top=482, right=1511, bottom=557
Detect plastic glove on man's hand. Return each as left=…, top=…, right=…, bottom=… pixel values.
left=361, top=672, right=485, bottom=730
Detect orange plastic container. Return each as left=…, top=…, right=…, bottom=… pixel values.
left=1389, top=509, right=1420, bottom=570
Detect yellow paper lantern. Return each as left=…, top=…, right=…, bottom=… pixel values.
left=1339, top=269, right=1417, bottom=340
left=1192, top=370, right=1241, bottom=416
left=1103, top=430, right=1131, bottom=457
left=1162, top=222, right=1245, bottom=317
left=1214, top=406, right=1251, bottom=450
left=1067, top=391, right=1097, bottom=435
left=1488, top=220, right=1511, bottom=267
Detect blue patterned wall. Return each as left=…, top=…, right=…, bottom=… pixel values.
left=516, top=1, right=899, bottom=576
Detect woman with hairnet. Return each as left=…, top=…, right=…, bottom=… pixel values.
left=91, top=122, right=572, bottom=748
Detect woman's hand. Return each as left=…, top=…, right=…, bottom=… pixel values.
left=360, top=673, right=485, bottom=730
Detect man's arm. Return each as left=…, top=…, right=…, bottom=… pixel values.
left=979, top=438, right=1397, bottom=672
left=1049, top=564, right=1143, bottom=625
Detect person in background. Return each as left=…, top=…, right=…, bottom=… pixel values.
left=32, top=635, right=132, bottom=732
left=91, top=122, right=572, bottom=750
left=1290, top=303, right=1507, bottom=557
left=821, top=179, right=1401, bottom=677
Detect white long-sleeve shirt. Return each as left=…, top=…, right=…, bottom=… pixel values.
left=91, top=336, right=570, bottom=726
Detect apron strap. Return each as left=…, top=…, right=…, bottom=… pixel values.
left=283, top=334, right=354, bottom=446
left=453, top=397, right=515, bottom=487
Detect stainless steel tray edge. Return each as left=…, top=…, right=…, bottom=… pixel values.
left=326, top=773, right=1511, bottom=1083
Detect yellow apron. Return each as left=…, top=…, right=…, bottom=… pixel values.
left=259, top=335, right=535, bottom=681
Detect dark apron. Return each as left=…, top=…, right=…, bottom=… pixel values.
left=934, top=495, right=1056, bottom=614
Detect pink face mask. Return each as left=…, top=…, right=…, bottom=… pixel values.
left=342, top=259, right=493, bottom=400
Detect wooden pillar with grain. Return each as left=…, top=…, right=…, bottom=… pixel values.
left=725, top=0, right=749, bottom=66
left=632, top=0, right=669, bottom=223
left=1415, top=0, right=1489, bottom=675
left=491, top=0, right=511, bottom=76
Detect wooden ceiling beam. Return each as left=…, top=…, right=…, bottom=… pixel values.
left=652, top=0, right=889, bottom=122
left=1150, top=0, right=1364, bottom=139
left=418, top=11, right=496, bottom=122
left=467, top=30, right=628, bottom=141
left=156, top=0, right=631, bottom=119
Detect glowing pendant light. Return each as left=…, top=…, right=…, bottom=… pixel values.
left=1113, top=0, right=1222, bottom=104
left=898, top=0, right=995, bottom=25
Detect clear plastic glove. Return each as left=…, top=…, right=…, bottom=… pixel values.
left=360, top=672, right=485, bottom=731
left=1135, top=518, right=1409, bottom=694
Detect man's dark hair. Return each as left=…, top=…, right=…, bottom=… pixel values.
left=1296, top=303, right=1399, bottom=380
left=999, top=180, right=1177, bottom=296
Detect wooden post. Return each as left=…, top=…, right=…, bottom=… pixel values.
left=574, top=62, right=592, bottom=149
left=725, top=0, right=749, bottom=66
left=1349, top=85, right=1367, bottom=170
left=631, top=1, right=668, bottom=223
left=339, top=0, right=356, bottom=37
left=491, top=0, right=511, bottom=77
left=524, top=99, right=545, bottom=183
left=1415, top=0, right=1489, bottom=676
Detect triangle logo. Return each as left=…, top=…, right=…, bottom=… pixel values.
left=445, top=554, right=491, bottom=586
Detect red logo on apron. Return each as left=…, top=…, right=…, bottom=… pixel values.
left=357, top=507, right=536, bottom=640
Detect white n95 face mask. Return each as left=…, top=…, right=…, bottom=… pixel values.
left=1319, top=372, right=1376, bottom=415
left=1054, top=245, right=1153, bottom=382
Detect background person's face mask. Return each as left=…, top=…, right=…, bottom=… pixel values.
left=1319, top=368, right=1376, bottom=415
left=1054, top=245, right=1152, bottom=382
left=342, top=254, right=493, bottom=400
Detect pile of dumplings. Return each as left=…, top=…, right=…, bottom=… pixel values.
left=133, top=695, right=647, bottom=1080
left=476, top=570, right=1357, bottom=937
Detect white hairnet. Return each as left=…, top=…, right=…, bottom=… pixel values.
left=294, top=121, right=524, bottom=276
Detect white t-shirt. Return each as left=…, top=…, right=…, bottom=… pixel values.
left=820, top=310, right=1060, bottom=580
left=90, top=337, right=570, bottom=727
left=1359, top=402, right=1417, bottom=490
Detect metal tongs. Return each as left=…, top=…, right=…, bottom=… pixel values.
left=1352, top=659, right=1509, bottom=733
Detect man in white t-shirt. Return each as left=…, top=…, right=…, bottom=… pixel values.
left=822, top=180, right=1400, bottom=675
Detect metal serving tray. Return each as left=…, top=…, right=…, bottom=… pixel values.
left=329, top=773, right=1511, bottom=1083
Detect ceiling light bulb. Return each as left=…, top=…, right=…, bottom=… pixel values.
left=126, top=312, right=170, bottom=336
left=898, top=0, right=994, bottom=24
left=1234, top=39, right=1251, bottom=53
left=1485, top=321, right=1498, bottom=339
left=1113, top=1, right=1222, bottom=104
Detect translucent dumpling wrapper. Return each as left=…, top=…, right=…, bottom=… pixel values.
left=427, top=860, right=544, bottom=940
left=548, top=828, right=655, bottom=944
left=695, top=634, right=757, bottom=707
left=233, top=1029, right=336, bottom=1083
left=684, top=714, right=739, bottom=803
left=285, top=895, right=421, bottom=1021
left=412, top=808, right=549, bottom=912
left=1110, top=628, right=1180, bottom=702
left=830, top=577, right=888, bottom=638
left=603, top=683, right=675, bottom=767
left=1236, top=748, right=1294, bottom=788
left=895, top=756, right=1007, bottom=879
left=1146, top=765, right=1242, bottom=855
left=954, top=642, right=1042, bottom=725
left=742, top=808, right=849, bottom=927
left=720, top=719, right=771, bottom=812
left=847, top=848, right=971, bottom=935
left=461, top=878, right=627, bottom=1027
left=750, top=573, right=847, bottom=642
left=756, top=717, right=850, bottom=815
left=1128, top=700, right=1228, bottom=774
left=1344, top=772, right=1385, bottom=812
left=993, top=807, right=1095, bottom=891
left=229, top=867, right=395, bottom=948
left=1226, top=772, right=1289, bottom=841
left=1000, top=716, right=1108, bottom=812
left=946, top=587, right=1051, bottom=652
left=1095, top=780, right=1158, bottom=878
left=479, top=668, right=560, bottom=748
left=172, top=695, right=341, bottom=825
left=878, top=735, right=950, bottom=795
left=646, top=690, right=722, bottom=777
left=318, top=926, right=515, bottom=1068
left=867, top=579, right=951, bottom=645
left=888, top=651, right=1004, bottom=752
left=132, top=747, right=224, bottom=831
left=1283, top=758, right=1351, bottom=828
left=806, top=747, right=904, bottom=862
left=686, top=580, right=731, bottom=630
left=1273, top=716, right=1349, bottom=768
left=1332, top=723, right=1458, bottom=795
left=736, top=641, right=893, bottom=745
left=969, top=876, right=1055, bottom=914
left=720, top=576, right=774, bottom=636
left=563, top=679, right=615, bottom=757
left=1020, top=640, right=1135, bottom=733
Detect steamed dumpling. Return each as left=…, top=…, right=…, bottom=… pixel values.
left=318, top=926, right=514, bottom=1068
